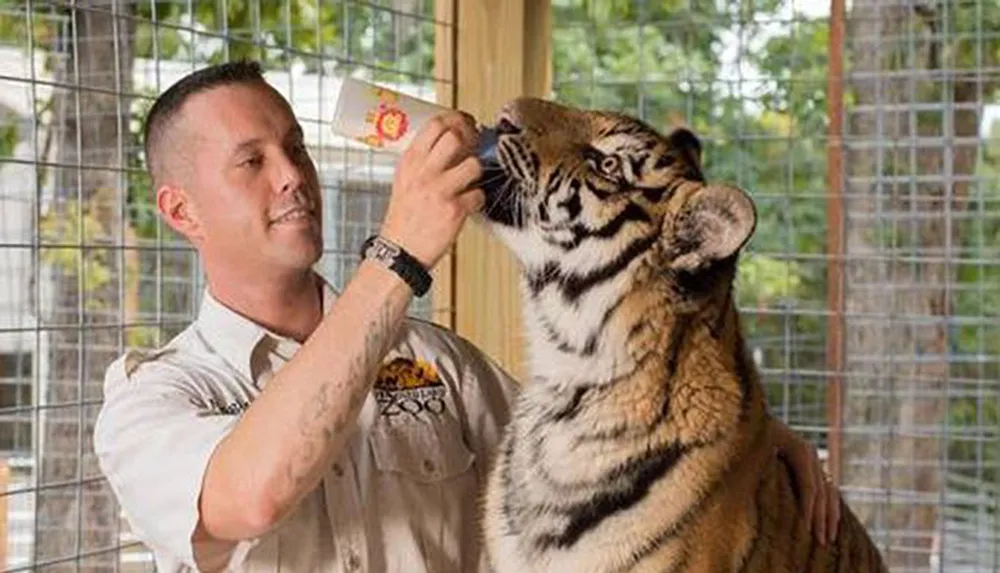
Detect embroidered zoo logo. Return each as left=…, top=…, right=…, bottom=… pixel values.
left=373, top=357, right=447, bottom=419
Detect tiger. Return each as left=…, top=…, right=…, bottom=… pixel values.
left=475, top=97, right=888, bottom=573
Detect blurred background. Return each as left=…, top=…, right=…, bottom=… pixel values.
left=0, top=1, right=996, bottom=572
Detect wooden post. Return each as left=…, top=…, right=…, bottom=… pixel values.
left=431, top=0, right=459, bottom=330
left=447, top=0, right=552, bottom=381
left=0, top=458, right=9, bottom=570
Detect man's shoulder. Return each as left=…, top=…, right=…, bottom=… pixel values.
left=103, top=323, right=205, bottom=389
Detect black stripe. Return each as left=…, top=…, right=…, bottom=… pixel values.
left=663, top=546, right=691, bottom=573
left=735, top=471, right=769, bottom=573
left=499, top=142, right=530, bottom=183
left=779, top=456, right=804, bottom=570
left=509, top=141, right=535, bottom=181
left=499, top=432, right=521, bottom=536
left=526, top=262, right=558, bottom=297
left=538, top=200, right=549, bottom=223
left=733, top=342, right=755, bottom=419
left=533, top=440, right=692, bottom=551
left=559, top=201, right=652, bottom=250
left=669, top=254, right=739, bottom=300
left=573, top=322, right=690, bottom=445
left=543, top=165, right=565, bottom=206
left=611, top=458, right=728, bottom=571
left=549, top=386, right=591, bottom=422
left=629, top=155, right=646, bottom=180
left=531, top=231, right=657, bottom=300
left=590, top=183, right=612, bottom=200
left=663, top=319, right=689, bottom=380
left=558, top=185, right=582, bottom=220
left=641, top=185, right=669, bottom=203
left=593, top=202, right=652, bottom=238
left=536, top=312, right=598, bottom=357
left=560, top=233, right=658, bottom=301
left=538, top=315, right=563, bottom=346
left=654, top=154, right=677, bottom=170
left=581, top=335, right=597, bottom=355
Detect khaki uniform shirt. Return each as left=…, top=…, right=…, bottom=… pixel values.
left=93, top=279, right=519, bottom=573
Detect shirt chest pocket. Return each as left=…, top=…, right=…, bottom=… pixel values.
left=369, top=414, right=475, bottom=483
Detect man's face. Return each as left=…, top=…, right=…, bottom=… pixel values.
left=171, top=82, right=323, bottom=275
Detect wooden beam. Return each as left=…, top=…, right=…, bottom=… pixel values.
left=452, top=0, right=552, bottom=381
left=430, top=0, right=458, bottom=330
left=0, top=459, right=8, bottom=570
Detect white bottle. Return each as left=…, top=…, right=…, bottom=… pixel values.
left=330, top=76, right=501, bottom=194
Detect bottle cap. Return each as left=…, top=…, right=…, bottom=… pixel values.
left=474, top=126, right=506, bottom=201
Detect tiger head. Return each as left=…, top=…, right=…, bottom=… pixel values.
left=480, top=98, right=758, bottom=383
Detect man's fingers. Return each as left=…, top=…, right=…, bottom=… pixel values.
left=408, top=115, right=451, bottom=157
left=457, top=188, right=486, bottom=214
left=798, top=452, right=816, bottom=538
left=438, top=110, right=479, bottom=150
left=440, top=155, right=483, bottom=195
left=826, top=478, right=841, bottom=544
left=424, top=129, right=467, bottom=173
left=814, top=471, right=828, bottom=546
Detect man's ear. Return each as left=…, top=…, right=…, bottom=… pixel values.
left=156, top=184, right=203, bottom=241
left=666, top=184, right=757, bottom=272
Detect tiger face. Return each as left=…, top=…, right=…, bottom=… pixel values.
left=483, top=97, right=755, bottom=270
left=480, top=98, right=758, bottom=381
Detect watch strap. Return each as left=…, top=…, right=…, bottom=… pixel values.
left=360, top=235, right=433, bottom=297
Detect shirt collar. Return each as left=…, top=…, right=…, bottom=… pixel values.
left=195, top=274, right=339, bottom=382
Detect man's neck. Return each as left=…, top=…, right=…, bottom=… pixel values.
left=206, top=267, right=323, bottom=343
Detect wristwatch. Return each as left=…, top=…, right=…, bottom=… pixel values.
left=360, top=234, right=433, bottom=297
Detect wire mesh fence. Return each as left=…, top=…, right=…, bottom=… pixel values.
left=0, top=1, right=451, bottom=571
left=550, top=0, right=999, bottom=571
left=0, top=1, right=997, bottom=573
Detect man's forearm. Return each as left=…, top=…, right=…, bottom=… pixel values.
left=200, top=261, right=413, bottom=540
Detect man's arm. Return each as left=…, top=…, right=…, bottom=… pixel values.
left=198, top=112, right=486, bottom=544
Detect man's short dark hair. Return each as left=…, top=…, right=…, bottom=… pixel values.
left=142, top=59, right=265, bottom=182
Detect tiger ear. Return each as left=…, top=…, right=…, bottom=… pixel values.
left=666, top=184, right=757, bottom=272
left=664, top=127, right=703, bottom=172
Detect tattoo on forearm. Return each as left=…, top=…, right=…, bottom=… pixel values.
left=285, top=298, right=400, bottom=491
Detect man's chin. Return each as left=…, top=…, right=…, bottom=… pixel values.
left=266, top=238, right=324, bottom=272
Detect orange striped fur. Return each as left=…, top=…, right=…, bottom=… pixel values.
left=478, top=98, right=887, bottom=573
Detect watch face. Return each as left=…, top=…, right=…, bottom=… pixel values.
left=367, top=237, right=401, bottom=262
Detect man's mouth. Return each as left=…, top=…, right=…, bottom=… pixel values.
left=270, top=206, right=315, bottom=225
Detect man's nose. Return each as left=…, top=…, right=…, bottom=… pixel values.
left=274, top=149, right=304, bottom=195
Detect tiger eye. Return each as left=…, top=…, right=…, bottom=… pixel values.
left=600, top=155, right=620, bottom=175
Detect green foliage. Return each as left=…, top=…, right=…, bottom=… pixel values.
left=0, top=118, right=17, bottom=158
left=38, top=200, right=115, bottom=309
left=131, top=1, right=434, bottom=81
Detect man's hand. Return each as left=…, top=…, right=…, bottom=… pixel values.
left=772, top=419, right=841, bottom=546
left=379, top=111, right=485, bottom=269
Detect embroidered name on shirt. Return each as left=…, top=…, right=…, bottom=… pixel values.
left=200, top=397, right=251, bottom=416
left=373, top=357, right=447, bottom=419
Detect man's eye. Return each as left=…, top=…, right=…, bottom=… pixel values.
left=241, top=155, right=263, bottom=168
left=292, top=142, right=310, bottom=158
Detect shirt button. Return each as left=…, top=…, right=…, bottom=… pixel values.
left=346, top=549, right=361, bottom=571
left=332, top=463, right=344, bottom=477
left=422, top=459, right=436, bottom=474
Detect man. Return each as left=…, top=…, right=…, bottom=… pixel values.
left=94, top=61, right=839, bottom=573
